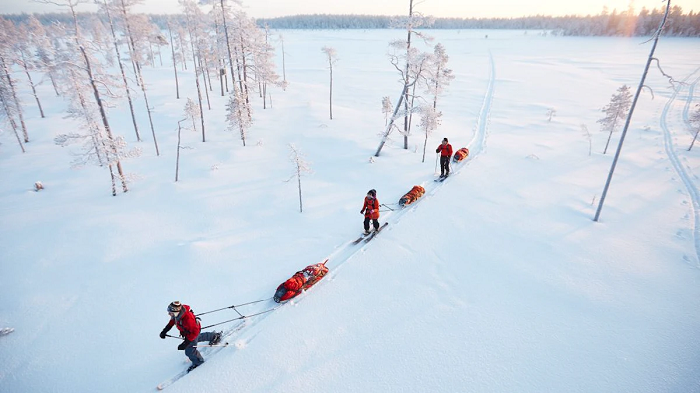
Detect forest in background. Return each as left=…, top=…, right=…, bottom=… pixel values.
left=3, top=5, right=699, bottom=36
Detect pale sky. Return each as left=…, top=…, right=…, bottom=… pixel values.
left=0, top=0, right=695, bottom=18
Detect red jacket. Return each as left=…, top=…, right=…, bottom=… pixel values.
left=165, top=304, right=200, bottom=341
left=436, top=143, right=453, bottom=157
left=361, top=196, right=380, bottom=219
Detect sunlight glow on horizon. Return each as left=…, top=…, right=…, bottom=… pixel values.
left=0, top=0, right=696, bottom=18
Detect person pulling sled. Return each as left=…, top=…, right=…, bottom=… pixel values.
left=159, top=301, right=222, bottom=372
left=360, top=189, right=380, bottom=235
left=436, top=138, right=453, bottom=179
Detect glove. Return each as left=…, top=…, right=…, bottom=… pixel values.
left=369, top=209, right=375, bottom=214
left=360, top=210, right=364, bottom=214
left=160, top=326, right=170, bottom=339
left=178, top=339, right=191, bottom=350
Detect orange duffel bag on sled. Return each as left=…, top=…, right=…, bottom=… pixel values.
left=399, top=185, right=425, bottom=207
left=453, top=147, right=469, bottom=162
left=274, top=260, right=329, bottom=303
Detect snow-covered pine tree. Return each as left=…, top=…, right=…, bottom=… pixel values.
left=111, top=0, right=160, bottom=155
left=44, top=0, right=134, bottom=195
left=418, top=104, right=442, bottom=163
left=424, top=43, right=454, bottom=112
left=226, top=89, right=252, bottom=146
left=165, top=18, right=180, bottom=99
left=390, top=0, right=434, bottom=149
left=255, top=25, right=281, bottom=109
left=180, top=0, right=207, bottom=141
left=382, top=96, right=392, bottom=125
left=184, top=97, right=200, bottom=134
left=0, top=17, right=29, bottom=143
left=321, top=46, right=338, bottom=120
left=287, top=143, right=312, bottom=213
left=0, top=73, right=25, bottom=152
left=14, top=23, right=45, bottom=118
left=99, top=0, right=141, bottom=142
left=597, top=84, right=632, bottom=154
left=26, top=15, right=61, bottom=97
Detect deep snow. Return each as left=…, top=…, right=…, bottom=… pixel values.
left=1, top=29, right=700, bottom=392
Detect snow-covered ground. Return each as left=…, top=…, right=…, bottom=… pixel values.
left=1, top=29, right=700, bottom=392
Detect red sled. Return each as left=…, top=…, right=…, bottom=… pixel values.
left=453, top=148, right=469, bottom=162
left=273, top=260, right=329, bottom=303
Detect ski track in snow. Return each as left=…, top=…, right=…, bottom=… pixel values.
left=156, top=52, right=497, bottom=388
left=660, top=67, right=700, bottom=267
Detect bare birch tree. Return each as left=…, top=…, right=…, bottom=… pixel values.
left=14, top=23, right=45, bottom=118
left=180, top=0, right=207, bottom=141
left=598, top=84, right=632, bottom=154
left=321, top=46, right=338, bottom=120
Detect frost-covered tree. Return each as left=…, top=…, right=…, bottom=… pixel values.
left=111, top=0, right=160, bottom=155
left=0, top=76, right=25, bottom=152
left=321, top=46, right=338, bottom=120
left=0, top=17, right=29, bottom=143
left=287, top=143, right=312, bottom=213
left=581, top=124, right=592, bottom=156
left=382, top=96, right=392, bottom=125
left=688, top=104, right=700, bottom=151
left=424, top=42, right=454, bottom=110
left=14, top=23, right=45, bottom=118
left=546, top=108, right=557, bottom=122
left=100, top=0, right=140, bottom=142
left=180, top=0, right=207, bottom=141
left=598, top=84, right=632, bottom=154
left=390, top=0, right=434, bottom=149
left=166, top=18, right=180, bottom=99
left=255, top=26, right=281, bottom=109
left=44, top=0, right=134, bottom=195
left=279, top=34, right=287, bottom=90
left=184, top=97, right=200, bottom=134
left=418, top=104, right=442, bottom=163
left=26, top=15, right=61, bottom=97
left=226, top=90, right=252, bottom=146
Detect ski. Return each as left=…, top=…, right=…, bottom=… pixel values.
left=363, top=222, right=388, bottom=243
left=156, top=321, right=247, bottom=390
left=434, top=175, right=449, bottom=182
left=351, top=232, right=371, bottom=245
left=0, top=327, right=14, bottom=336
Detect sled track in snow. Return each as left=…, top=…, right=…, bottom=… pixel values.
left=660, top=68, right=700, bottom=267
left=156, top=52, right=498, bottom=388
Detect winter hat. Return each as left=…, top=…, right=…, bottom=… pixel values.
left=442, top=138, right=448, bottom=143
left=367, top=189, right=377, bottom=197
left=167, top=301, right=182, bottom=313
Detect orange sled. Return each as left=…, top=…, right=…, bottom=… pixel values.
left=453, top=148, right=469, bottom=162
left=274, top=260, right=329, bottom=303
left=399, top=185, right=425, bottom=207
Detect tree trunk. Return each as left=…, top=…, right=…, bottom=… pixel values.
left=329, top=63, right=333, bottom=120
left=0, top=92, right=25, bottom=153
left=20, top=52, right=45, bottom=118
left=1, top=56, right=29, bottom=142
left=219, top=0, right=237, bottom=94
left=105, top=0, right=141, bottom=141
left=594, top=0, right=671, bottom=222
left=297, top=166, right=303, bottom=213
left=403, top=0, right=414, bottom=150
left=375, top=85, right=408, bottom=156
left=167, top=22, right=180, bottom=99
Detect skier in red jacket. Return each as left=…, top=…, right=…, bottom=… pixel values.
left=360, top=189, right=380, bottom=235
left=159, top=301, right=222, bottom=372
left=436, top=137, right=453, bottom=179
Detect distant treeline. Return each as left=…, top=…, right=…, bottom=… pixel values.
left=258, top=7, right=699, bottom=36
left=3, top=6, right=699, bottom=36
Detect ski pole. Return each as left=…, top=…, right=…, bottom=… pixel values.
left=434, top=153, right=439, bottom=175
left=165, top=334, right=184, bottom=340
left=193, top=344, right=229, bottom=348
